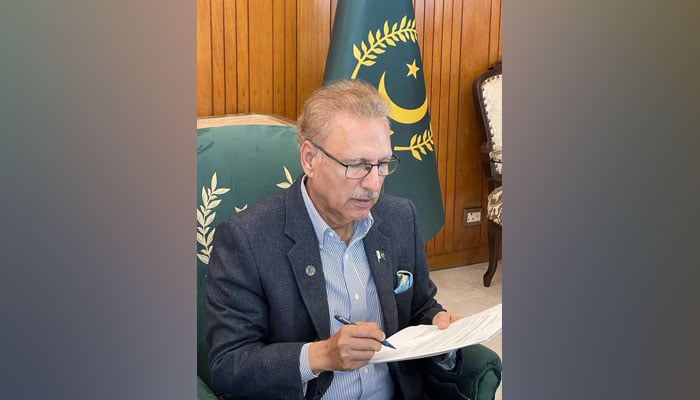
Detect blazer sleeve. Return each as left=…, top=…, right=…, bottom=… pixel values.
left=205, top=219, right=306, bottom=400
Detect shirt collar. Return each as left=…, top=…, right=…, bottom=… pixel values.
left=300, top=175, right=373, bottom=248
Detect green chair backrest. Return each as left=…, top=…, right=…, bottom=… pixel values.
left=196, top=124, right=302, bottom=387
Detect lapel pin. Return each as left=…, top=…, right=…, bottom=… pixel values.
left=305, top=265, right=316, bottom=277
left=375, top=250, right=386, bottom=262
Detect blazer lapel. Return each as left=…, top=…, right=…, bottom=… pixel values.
left=364, top=215, right=399, bottom=336
left=284, top=178, right=331, bottom=340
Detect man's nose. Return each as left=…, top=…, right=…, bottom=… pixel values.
left=361, top=166, right=383, bottom=191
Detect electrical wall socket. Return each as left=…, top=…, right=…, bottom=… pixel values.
left=462, top=208, right=482, bottom=226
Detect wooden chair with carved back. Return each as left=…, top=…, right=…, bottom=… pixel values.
left=474, top=62, right=502, bottom=287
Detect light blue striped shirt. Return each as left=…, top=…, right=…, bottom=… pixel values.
left=299, top=177, right=393, bottom=399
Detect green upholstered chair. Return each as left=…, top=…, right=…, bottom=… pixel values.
left=197, top=121, right=302, bottom=398
left=196, top=119, right=501, bottom=399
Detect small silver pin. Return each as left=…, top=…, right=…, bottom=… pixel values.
left=305, top=265, right=316, bottom=277
left=376, top=250, right=386, bottom=262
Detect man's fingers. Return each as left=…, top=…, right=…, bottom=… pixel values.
left=433, top=311, right=462, bottom=329
left=309, top=336, right=376, bottom=373
left=315, top=322, right=389, bottom=371
left=330, top=328, right=383, bottom=370
left=339, top=322, right=386, bottom=344
left=435, top=313, right=450, bottom=329
left=338, top=325, right=383, bottom=351
left=352, top=321, right=386, bottom=342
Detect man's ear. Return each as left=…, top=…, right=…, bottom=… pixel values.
left=299, top=140, right=316, bottom=177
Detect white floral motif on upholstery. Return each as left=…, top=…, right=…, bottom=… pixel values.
left=487, top=186, right=502, bottom=226
left=197, top=173, right=231, bottom=264
left=276, top=167, right=294, bottom=189
left=482, top=75, right=502, bottom=176
left=197, top=167, right=294, bottom=265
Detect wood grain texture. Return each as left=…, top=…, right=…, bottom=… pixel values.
left=273, top=0, right=286, bottom=115
left=249, top=0, right=274, bottom=113
left=196, top=0, right=502, bottom=269
left=296, top=0, right=331, bottom=113
left=284, top=0, right=297, bottom=118
left=489, top=0, right=502, bottom=66
left=235, top=0, right=250, bottom=112
left=452, top=0, right=490, bottom=252
left=211, top=0, right=226, bottom=115
left=224, top=0, right=238, bottom=113
left=196, top=0, right=212, bottom=116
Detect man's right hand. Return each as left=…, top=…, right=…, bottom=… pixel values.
left=308, top=322, right=385, bottom=374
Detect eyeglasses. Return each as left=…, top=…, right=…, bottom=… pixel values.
left=312, top=142, right=400, bottom=179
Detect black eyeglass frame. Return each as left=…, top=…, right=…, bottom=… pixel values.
left=311, top=142, right=400, bottom=179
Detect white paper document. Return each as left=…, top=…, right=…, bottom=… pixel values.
left=369, top=303, right=502, bottom=364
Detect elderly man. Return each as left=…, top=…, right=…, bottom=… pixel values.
left=205, top=79, right=462, bottom=399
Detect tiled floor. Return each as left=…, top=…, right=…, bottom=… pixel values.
left=430, top=261, right=503, bottom=400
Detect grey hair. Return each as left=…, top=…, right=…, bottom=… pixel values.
left=296, top=79, right=390, bottom=147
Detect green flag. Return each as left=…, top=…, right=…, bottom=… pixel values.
left=324, top=0, right=445, bottom=241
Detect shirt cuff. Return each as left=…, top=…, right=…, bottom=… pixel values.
left=432, top=349, right=458, bottom=371
left=299, top=342, right=319, bottom=382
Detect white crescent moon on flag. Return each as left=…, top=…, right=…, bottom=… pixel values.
left=377, top=72, right=428, bottom=125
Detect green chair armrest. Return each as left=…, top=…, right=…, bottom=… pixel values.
left=198, top=376, right=218, bottom=400
left=422, top=344, right=502, bottom=400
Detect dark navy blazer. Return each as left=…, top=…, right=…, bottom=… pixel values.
left=205, top=177, right=445, bottom=400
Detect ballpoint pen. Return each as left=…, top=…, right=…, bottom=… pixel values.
left=334, top=315, right=397, bottom=349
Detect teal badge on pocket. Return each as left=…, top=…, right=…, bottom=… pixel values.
left=394, top=270, right=414, bottom=294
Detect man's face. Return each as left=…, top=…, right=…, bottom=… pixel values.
left=303, top=114, right=393, bottom=230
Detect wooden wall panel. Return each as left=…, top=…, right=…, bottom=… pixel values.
left=211, top=0, right=226, bottom=115
left=272, top=0, right=286, bottom=115
left=235, top=0, right=250, bottom=112
left=196, top=0, right=212, bottom=116
left=249, top=0, right=274, bottom=113
left=453, top=0, right=491, bottom=254
left=296, top=0, right=332, bottom=112
left=196, top=0, right=502, bottom=270
left=223, top=0, right=237, bottom=113
left=489, top=0, right=502, bottom=66
left=283, top=0, right=297, bottom=117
